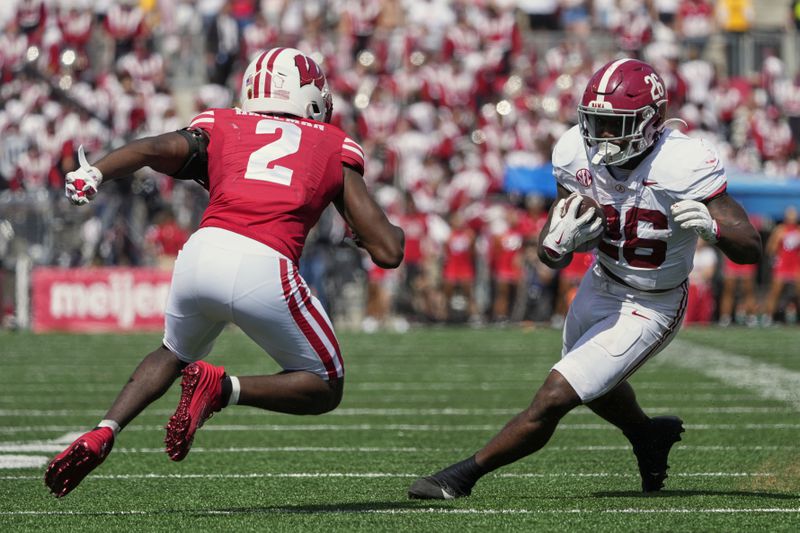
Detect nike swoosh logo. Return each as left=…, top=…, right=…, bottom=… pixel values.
left=631, top=309, right=650, bottom=320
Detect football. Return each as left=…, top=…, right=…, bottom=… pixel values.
left=561, top=194, right=606, bottom=252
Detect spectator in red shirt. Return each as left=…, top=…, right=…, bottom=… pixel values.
left=58, top=5, right=93, bottom=69
left=676, top=0, right=715, bottom=55
left=442, top=212, right=477, bottom=322
left=750, top=106, right=795, bottom=165
left=103, top=1, right=146, bottom=60
left=718, top=256, right=758, bottom=326
left=145, top=208, right=189, bottom=269
left=718, top=214, right=761, bottom=326
left=399, top=192, right=438, bottom=321
left=762, top=206, right=800, bottom=325
left=490, top=206, right=524, bottom=323
left=552, top=250, right=594, bottom=327
left=685, top=240, right=718, bottom=325
left=15, top=143, right=55, bottom=193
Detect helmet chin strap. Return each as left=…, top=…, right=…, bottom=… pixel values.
left=591, top=141, right=622, bottom=165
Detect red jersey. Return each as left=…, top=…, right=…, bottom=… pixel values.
left=146, top=220, right=189, bottom=257
left=517, top=212, right=548, bottom=242
left=774, top=223, right=800, bottom=278
left=443, top=228, right=475, bottom=282
left=723, top=256, right=756, bottom=277
left=562, top=251, right=595, bottom=281
left=401, top=212, right=428, bottom=266
left=103, top=4, right=144, bottom=41
left=491, top=230, right=523, bottom=281
left=189, top=108, right=365, bottom=264
left=677, top=0, right=714, bottom=39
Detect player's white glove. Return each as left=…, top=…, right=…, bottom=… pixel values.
left=541, top=193, right=603, bottom=258
left=65, top=146, right=103, bottom=206
left=671, top=199, right=719, bottom=244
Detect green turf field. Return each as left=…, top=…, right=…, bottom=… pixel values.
left=0, top=326, right=798, bottom=531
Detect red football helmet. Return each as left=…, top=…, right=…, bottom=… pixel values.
left=578, top=58, right=667, bottom=166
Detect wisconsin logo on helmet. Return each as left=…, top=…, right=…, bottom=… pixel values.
left=295, top=55, right=325, bottom=91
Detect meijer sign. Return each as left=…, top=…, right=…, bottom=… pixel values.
left=32, top=268, right=172, bottom=332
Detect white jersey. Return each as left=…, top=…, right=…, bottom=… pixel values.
left=553, top=125, right=727, bottom=291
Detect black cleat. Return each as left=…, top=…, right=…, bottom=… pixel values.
left=408, top=475, right=470, bottom=500
left=629, top=415, right=685, bottom=492
left=409, top=456, right=485, bottom=499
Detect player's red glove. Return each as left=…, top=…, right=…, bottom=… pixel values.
left=65, top=146, right=103, bottom=206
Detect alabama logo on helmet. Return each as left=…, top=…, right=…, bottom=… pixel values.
left=576, top=168, right=593, bottom=187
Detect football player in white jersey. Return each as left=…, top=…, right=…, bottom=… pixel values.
left=409, top=58, right=761, bottom=500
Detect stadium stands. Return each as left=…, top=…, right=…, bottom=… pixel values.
left=1, top=0, right=798, bottom=330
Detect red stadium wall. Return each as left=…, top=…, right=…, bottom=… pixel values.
left=32, top=267, right=171, bottom=333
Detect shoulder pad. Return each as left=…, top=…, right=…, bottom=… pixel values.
left=552, top=125, right=583, bottom=169
left=650, top=132, right=726, bottom=201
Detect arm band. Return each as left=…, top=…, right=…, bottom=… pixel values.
left=172, top=128, right=210, bottom=188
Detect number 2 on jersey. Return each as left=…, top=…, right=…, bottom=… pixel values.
left=244, top=119, right=302, bottom=185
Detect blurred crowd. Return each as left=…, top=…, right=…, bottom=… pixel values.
left=1, top=0, right=799, bottom=330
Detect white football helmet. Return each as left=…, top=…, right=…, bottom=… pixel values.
left=241, top=47, right=333, bottom=123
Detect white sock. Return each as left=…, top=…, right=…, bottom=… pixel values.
left=97, top=419, right=121, bottom=437
left=228, top=376, right=240, bottom=406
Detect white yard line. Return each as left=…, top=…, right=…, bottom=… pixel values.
left=1, top=507, right=798, bottom=516
left=0, top=455, right=48, bottom=469
left=0, top=381, right=763, bottom=393
left=0, top=393, right=764, bottom=408
left=660, top=340, right=800, bottom=410
left=0, top=406, right=794, bottom=417
left=1, top=444, right=795, bottom=454
left=0, top=471, right=780, bottom=481
left=2, top=422, right=800, bottom=435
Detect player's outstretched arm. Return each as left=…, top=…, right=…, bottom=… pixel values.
left=91, top=132, right=192, bottom=181
left=65, top=132, right=194, bottom=205
left=335, top=166, right=404, bottom=269
left=705, top=194, right=761, bottom=264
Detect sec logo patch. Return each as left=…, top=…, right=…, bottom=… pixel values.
left=576, top=168, right=593, bottom=187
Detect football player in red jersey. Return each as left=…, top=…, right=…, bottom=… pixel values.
left=409, top=58, right=760, bottom=500
left=45, top=47, right=404, bottom=498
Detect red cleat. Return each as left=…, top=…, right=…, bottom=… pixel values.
left=44, top=427, right=114, bottom=498
left=164, top=361, right=226, bottom=462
